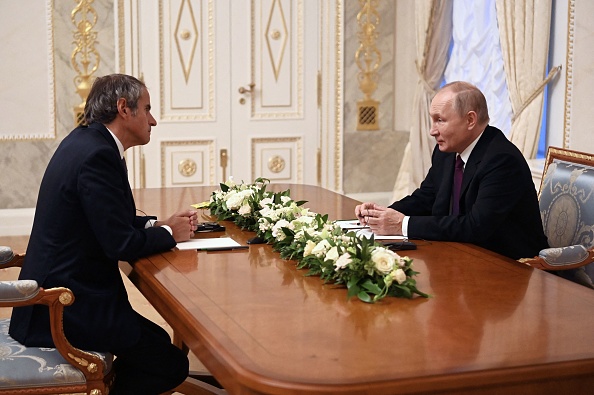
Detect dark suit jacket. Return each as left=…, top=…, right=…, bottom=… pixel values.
left=9, top=123, right=176, bottom=352
left=389, top=126, right=548, bottom=260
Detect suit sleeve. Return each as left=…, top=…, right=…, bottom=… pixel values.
left=389, top=147, right=445, bottom=216
left=406, top=151, right=531, bottom=244
left=77, top=148, right=176, bottom=262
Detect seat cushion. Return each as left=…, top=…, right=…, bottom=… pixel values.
left=539, top=245, right=590, bottom=267
left=0, top=280, right=39, bottom=303
left=0, top=318, right=113, bottom=389
left=0, top=246, right=13, bottom=265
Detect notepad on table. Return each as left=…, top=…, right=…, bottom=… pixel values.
left=335, top=219, right=367, bottom=230
left=355, top=228, right=407, bottom=241
left=176, top=237, right=242, bottom=250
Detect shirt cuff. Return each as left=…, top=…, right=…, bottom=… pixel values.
left=402, top=216, right=410, bottom=237
left=145, top=219, right=173, bottom=235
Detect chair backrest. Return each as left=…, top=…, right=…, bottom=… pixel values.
left=538, top=147, right=594, bottom=249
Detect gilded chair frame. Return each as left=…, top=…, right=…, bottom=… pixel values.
left=520, top=146, right=594, bottom=273
left=0, top=250, right=114, bottom=395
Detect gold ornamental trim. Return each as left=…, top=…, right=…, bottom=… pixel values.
left=178, top=158, right=198, bottom=177
left=71, top=0, right=101, bottom=126
left=355, top=0, right=381, bottom=131
left=67, top=353, right=98, bottom=373
left=268, top=155, right=286, bottom=173
left=59, top=291, right=73, bottom=305
left=563, top=0, right=575, bottom=149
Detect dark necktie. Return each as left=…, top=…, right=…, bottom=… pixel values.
left=452, top=155, right=464, bottom=215
left=121, top=157, right=128, bottom=174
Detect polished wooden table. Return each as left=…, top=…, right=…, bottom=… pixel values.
left=130, top=185, right=594, bottom=395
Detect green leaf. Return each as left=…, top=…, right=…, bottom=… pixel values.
left=361, top=280, right=382, bottom=295
left=347, top=282, right=360, bottom=299
left=357, top=291, right=373, bottom=303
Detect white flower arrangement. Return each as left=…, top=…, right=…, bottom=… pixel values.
left=205, top=178, right=428, bottom=302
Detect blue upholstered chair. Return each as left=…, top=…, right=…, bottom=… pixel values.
left=0, top=246, right=114, bottom=394
left=519, top=147, right=594, bottom=288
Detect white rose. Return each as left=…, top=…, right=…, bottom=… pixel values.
left=303, top=240, right=316, bottom=256
left=296, top=215, right=314, bottom=225
left=312, top=239, right=331, bottom=257
left=259, top=206, right=271, bottom=217
left=371, top=247, right=397, bottom=274
left=334, top=253, right=352, bottom=271
left=272, top=219, right=290, bottom=238
left=393, top=268, right=407, bottom=284
left=225, top=191, right=243, bottom=209
left=238, top=204, right=251, bottom=215
left=325, top=246, right=339, bottom=262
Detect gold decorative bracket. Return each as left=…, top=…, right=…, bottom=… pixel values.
left=355, top=0, right=381, bottom=131
left=71, top=0, right=100, bottom=126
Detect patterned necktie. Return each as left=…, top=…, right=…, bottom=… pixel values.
left=452, top=155, right=464, bottom=215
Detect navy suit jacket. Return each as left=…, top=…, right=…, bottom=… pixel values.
left=10, top=123, right=176, bottom=351
left=389, top=126, right=548, bottom=260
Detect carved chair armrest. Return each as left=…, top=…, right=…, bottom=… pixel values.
left=518, top=245, right=594, bottom=271
left=0, top=246, right=25, bottom=268
left=38, top=287, right=109, bottom=382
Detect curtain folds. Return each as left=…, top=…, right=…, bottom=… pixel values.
left=495, top=0, right=559, bottom=159
left=392, top=0, right=453, bottom=201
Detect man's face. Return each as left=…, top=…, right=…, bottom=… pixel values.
left=429, top=90, right=470, bottom=153
left=126, top=88, right=157, bottom=146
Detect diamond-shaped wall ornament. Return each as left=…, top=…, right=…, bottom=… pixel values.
left=174, top=0, right=199, bottom=84
left=265, top=0, right=288, bottom=81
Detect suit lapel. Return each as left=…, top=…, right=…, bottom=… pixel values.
left=460, top=126, right=495, bottom=199
left=433, top=152, right=457, bottom=215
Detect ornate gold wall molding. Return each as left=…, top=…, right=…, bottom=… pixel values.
left=355, top=0, right=381, bottom=131
left=71, top=0, right=101, bottom=126
left=161, top=140, right=216, bottom=186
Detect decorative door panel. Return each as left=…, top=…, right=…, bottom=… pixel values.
left=118, top=0, right=318, bottom=188
left=251, top=0, right=303, bottom=118
left=231, top=0, right=318, bottom=185
left=160, top=0, right=214, bottom=121
left=161, top=140, right=216, bottom=186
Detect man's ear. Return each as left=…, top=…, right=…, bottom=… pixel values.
left=116, top=98, right=128, bottom=116
left=466, top=110, right=478, bottom=129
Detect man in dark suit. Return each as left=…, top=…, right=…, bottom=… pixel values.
left=355, top=81, right=548, bottom=260
left=10, top=74, right=197, bottom=394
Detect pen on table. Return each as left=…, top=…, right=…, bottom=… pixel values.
left=199, top=246, right=250, bottom=252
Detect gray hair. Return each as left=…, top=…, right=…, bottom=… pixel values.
left=84, top=74, right=146, bottom=125
left=440, top=81, right=490, bottom=125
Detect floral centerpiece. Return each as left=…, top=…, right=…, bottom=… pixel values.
left=203, top=177, right=428, bottom=303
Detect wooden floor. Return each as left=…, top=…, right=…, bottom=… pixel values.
left=0, top=235, right=209, bottom=393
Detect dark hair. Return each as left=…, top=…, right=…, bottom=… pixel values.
left=440, top=81, right=490, bottom=125
left=84, top=74, right=146, bottom=124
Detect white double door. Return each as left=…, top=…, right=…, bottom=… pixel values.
left=121, top=0, right=320, bottom=188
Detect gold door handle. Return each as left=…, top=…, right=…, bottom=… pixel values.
left=238, top=83, right=255, bottom=94
left=220, top=148, right=228, bottom=182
